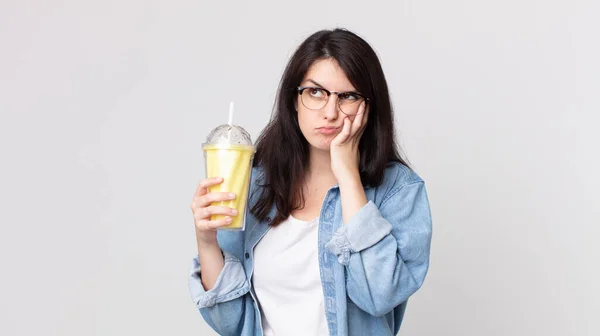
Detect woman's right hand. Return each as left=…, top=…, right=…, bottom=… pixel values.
left=190, top=177, right=238, bottom=245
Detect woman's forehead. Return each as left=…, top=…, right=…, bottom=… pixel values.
left=302, top=59, right=356, bottom=92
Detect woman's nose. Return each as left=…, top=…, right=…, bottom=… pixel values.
left=323, top=95, right=339, bottom=120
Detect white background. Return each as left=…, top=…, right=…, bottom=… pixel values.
left=1, top=1, right=598, bottom=335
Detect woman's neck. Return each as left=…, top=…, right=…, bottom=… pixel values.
left=306, top=148, right=337, bottom=187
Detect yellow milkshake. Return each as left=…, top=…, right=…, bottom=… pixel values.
left=203, top=143, right=254, bottom=230
left=203, top=105, right=255, bottom=231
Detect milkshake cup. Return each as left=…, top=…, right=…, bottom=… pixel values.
left=202, top=104, right=254, bottom=230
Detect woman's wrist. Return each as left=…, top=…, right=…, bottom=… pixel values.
left=196, top=230, right=218, bottom=250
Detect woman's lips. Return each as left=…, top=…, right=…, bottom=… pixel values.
left=317, top=127, right=339, bottom=135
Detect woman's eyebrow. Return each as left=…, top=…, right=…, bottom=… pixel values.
left=306, top=79, right=325, bottom=88
left=305, top=78, right=357, bottom=93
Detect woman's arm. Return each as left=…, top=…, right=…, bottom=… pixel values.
left=189, top=250, right=251, bottom=336
left=326, top=176, right=432, bottom=317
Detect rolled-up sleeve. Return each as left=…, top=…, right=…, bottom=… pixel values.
left=325, top=201, right=392, bottom=266
left=188, top=250, right=250, bottom=308
left=325, top=180, right=432, bottom=317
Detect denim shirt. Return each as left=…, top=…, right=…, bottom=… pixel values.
left=188, top=162, right=432, bottom=336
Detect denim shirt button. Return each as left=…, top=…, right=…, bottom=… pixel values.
left=244, top=252, right=250, bottom=259
left=265, top=216, right=272, bottom=223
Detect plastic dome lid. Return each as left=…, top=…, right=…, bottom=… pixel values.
left=204, top=124, right=253, bottom=146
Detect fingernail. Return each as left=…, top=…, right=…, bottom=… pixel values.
left=226, top=217, right=233, bottom=223
left=229, top=193, right=236, bottom=199
left=231, top=209, right=238, bottom=215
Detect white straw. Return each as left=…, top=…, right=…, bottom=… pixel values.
left=228, top=101, right=234, bottom=126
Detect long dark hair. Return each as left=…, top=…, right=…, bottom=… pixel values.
left=251, top=28, right=409, bottom=226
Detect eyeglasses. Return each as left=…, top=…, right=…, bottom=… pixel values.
left=296, top=86, right=369, bottom=116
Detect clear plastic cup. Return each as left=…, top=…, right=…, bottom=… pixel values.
left=202, top=124, right=255, bottom=230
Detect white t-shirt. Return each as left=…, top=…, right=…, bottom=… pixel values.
left=252, top=215, right=329, bottom=336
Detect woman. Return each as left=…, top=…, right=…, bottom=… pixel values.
left=189, top=28, right=432, bottom=336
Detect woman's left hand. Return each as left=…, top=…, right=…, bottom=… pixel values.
left=330, top=101, right=368, bottom=182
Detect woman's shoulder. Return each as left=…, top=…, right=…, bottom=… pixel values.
left=381, top=161, right=424, bottom=188
left=369, top=162, right=428, bottom=210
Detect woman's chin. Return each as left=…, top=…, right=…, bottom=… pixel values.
left=308, top=138, right=333, bottom=151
